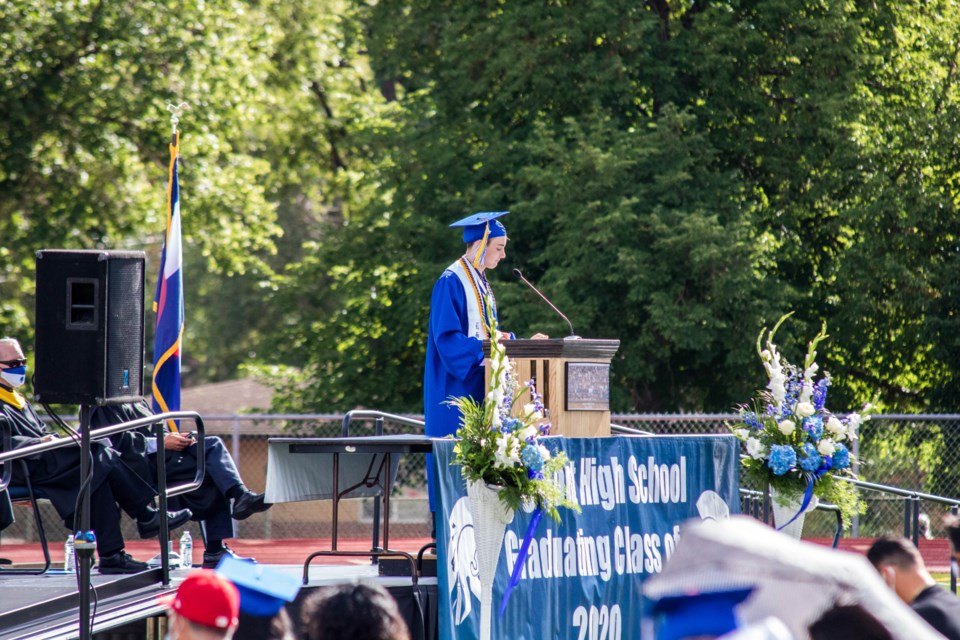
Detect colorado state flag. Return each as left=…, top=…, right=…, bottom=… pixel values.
left=152, top=132, right=184, bottom=431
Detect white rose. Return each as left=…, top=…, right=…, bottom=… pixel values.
left=826, top=416, right=845, bottom=435
left=746, top=437, right=765, bottom=460
left=795, top=402, right=815, bottom=418
left=734, top=428, right=749, bottom=440
left=777, top=420, right=796, bottom=436
left=817, top=438, right=836, bottom=456
left=537, top=444, right=551, bottom=461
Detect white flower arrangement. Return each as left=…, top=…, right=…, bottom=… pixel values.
left=729, top=314, right=871, bottom=525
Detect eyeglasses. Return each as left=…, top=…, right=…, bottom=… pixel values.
left=0, top=358, right=27, bottom=368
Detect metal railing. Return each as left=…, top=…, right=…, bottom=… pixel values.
left=0, top=410, right=206, bottom=584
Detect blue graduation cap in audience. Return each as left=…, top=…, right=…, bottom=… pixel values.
left=449, top=211, right=509, bottom=268
left=650, top=587, right=754, bottom=640
left=216, top=555, right=301, bottom=617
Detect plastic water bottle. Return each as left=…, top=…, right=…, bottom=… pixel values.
left=179, top=530, right=192, bottom=570
left=64, top=534, right=75, bottom=573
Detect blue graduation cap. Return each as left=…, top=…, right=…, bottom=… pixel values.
left=449, top=211, right=508, bottom=268
left=215, top=555, right=301, bottom=617
left=650, top=587, right=754, bottom=640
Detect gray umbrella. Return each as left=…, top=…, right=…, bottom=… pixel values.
left=643, top=515, right=944, bottom=640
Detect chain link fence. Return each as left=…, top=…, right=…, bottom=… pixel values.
left=4, top=414, right=960, bottom=548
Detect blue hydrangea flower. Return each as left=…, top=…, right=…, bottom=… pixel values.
left=768, top=445, right=796, bottom=476
left=799, top=442, right=822, bottom=472
left=833, top=444, right=850, bottom=470
left=521, top=444, right=545, bottom=472
left=813, top=378, right=830, bottom=410
left=802, top=416, right=824, bottom=441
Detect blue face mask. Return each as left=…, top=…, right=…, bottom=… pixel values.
left=1, top=365, right=26, bottom=389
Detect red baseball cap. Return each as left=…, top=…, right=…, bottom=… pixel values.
left=158, top=569, right=240, bottom=630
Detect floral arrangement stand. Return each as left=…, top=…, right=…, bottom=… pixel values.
left=770, top=486, right=819, bottom=539
left=466, top=480, right=515, bottom=640
left=729, top=313, right=871, bottom=537
left=450, top=300, right=579, bottom=640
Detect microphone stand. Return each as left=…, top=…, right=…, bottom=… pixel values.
left=512, top=269, right=579, bottom=339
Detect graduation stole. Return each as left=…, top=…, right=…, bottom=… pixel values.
left=451, top=257, right=497, bottom=340
left=0, top=386, right=26, bottom=410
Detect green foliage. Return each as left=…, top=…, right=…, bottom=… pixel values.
left=0, top=1, right=282, bottom=378
left=5, top=0, right=960, bottom=423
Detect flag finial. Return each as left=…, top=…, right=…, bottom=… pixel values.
left=166, top=102, right=190, bottom=135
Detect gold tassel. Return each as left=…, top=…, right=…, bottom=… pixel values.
left=472, top=222, right=491, bottom=269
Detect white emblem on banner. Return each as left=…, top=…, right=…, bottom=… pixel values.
left=696, top=490, right=731, bottom=521
left=447, top=497, right=482, bottom=625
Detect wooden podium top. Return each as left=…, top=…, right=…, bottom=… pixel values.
left=482, top=337, right=620, bottom=359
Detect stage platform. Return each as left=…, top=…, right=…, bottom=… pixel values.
left=0, top=539, right=438, bottom=640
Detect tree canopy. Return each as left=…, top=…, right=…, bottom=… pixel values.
left=2, top=0, right=959, bottom=413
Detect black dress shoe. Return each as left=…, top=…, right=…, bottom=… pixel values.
left=202, top=543, right=255, bottom=569
left=98, top=551, right=149, bottom=574
left=136, top=507, right=193, bottom=539
left=231, top=492, right=271, bottom=521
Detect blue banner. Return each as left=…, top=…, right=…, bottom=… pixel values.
left=433, top=435, right=740, bottom=639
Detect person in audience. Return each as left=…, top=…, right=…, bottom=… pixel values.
left=0, top=337, right=191, bottom=573
left=648, top=587, right=754, bottom=640
left=216, top=555, right=300, bottom=640
left=808, top=603, right=892, bottom=640
left=867, top=536, right=960, bottom=640
left=90, top=399, right=271, bottom=568
left=300, top=581, right=410, bottom=640
left=159, top=569, right=240, bottom=640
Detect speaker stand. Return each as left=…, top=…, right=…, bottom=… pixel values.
left=77, top=405, right=93, bottom=640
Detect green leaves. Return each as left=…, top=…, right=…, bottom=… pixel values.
left=5, top=0, right=960, bottom=416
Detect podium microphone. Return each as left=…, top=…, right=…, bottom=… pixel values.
left=513, top=268, right=579, bottom=338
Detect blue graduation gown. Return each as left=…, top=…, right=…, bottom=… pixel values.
left=423, top=269, right=488, bottom=511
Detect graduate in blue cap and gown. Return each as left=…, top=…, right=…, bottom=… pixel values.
left=216, top=555, right=301, bottom=640
left=423, top=211, right=546, bottom=516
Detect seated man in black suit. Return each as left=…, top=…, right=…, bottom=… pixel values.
left=91, top=399, right=271, bottom=568
left=0, top=337, right=191, bottom=573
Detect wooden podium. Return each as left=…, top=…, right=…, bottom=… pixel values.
left=484, top=338, right=620, bottom=438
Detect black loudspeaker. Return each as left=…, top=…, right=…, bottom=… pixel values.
left=34, top=250, right=146, bottom=405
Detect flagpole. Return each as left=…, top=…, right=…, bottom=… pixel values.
left=156, top=102, right=188, bottom=586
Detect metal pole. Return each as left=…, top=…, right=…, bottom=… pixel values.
left=912, top=497, right=920, bottom=546
left=952, top=506, right=958, bottom=595
left=371, top=417, right=384, bottom=555
left=77, top=405, right=93, bottom=640
left=851, top=435, right=860, bottom=538
left=156, top=420, right=170, bottom=584
left=903, top=498, right=911, bottom=540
